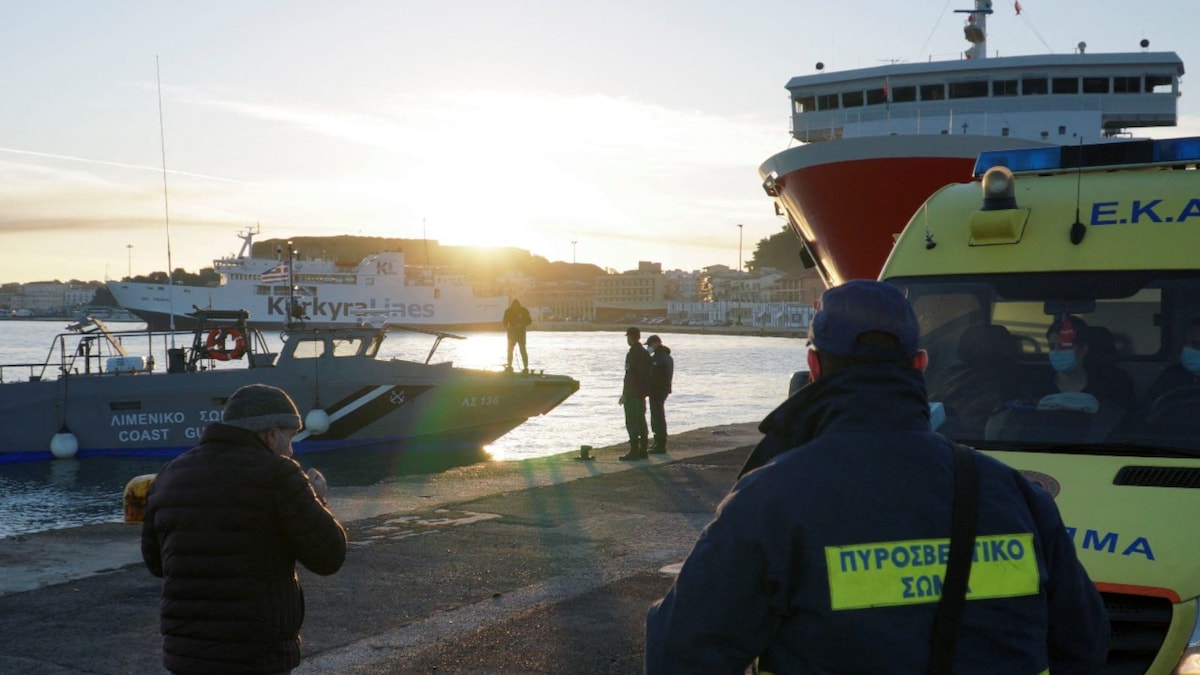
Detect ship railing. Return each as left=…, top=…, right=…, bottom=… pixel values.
left=384, top=324, right=467, bottom=364
left=792, top=95, right=1176, bottom=141
left=0, top=363, right=50, bottom=384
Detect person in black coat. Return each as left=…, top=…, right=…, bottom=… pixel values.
left=646, top=334, right=674, bottom=453
left=503, top=298, right=533, bottom=372
left=646, top=281, right=1108, bottom=674
left=619, top=326, right=652, bottom=460
left=142, top=383, right=347, bottom=674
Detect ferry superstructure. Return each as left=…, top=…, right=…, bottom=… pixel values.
left=107, top=228, right=509, bottom=330
left=758, top=0, right=1184, bottom=286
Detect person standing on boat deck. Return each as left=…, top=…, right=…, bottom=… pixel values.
left=645, top=280, right=1108, bottom=674
left=646, top=334, right=674, bottom=454
left=503, top=298, right=532, bottom=372
left=141, top=383, right=347, bottom=675
left=619, top=326, right=652, bottom=460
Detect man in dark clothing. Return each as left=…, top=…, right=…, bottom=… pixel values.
left=619, top=326, right=651, bottom=460
left=503, top=298, right=533, bottom=372
left=142, top=384, right=347, bottom=674
left=646, top=280, right=1108, bottom=674
left=646, top=334, right=674, bottom=454
left=1143, top=316, right=1200, bottom=411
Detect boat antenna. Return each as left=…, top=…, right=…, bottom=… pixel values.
left=156, top=56, right=177, bottom=338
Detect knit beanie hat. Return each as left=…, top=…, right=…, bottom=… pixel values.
left=222, top=384, right=302, bottom=432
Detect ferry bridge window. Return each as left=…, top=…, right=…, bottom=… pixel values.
left=794, top=95, right=816, bottom=113
left=1113, top=76, right=1142, bottom=93
left=1083, top=76, right=1109, bottom=93
left=949, top=81, right=988, bottom=99
left=841, top=90, right=864, bottom=108
left=818, top=93, right=840, bottom=110
left=866, top=87, right=887, bottom=105
left=919, top=83, right=945, bottom=101
left=992, top=79, right=1019, bottom=97
left=1021, top=77, right=1048, bottom=95
left=892, top=86, right=917, bottom=103
left=1052, top=77, right=1079, bottom=94
left=1146, top=74, right=1174, bottom=93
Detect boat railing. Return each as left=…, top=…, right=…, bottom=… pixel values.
left=385, top=324, right=467, bottom=364
left=792, top=95, right=1176, bottom=141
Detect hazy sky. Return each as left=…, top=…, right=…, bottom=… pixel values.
left=2, top=1, right=1197, bottom=283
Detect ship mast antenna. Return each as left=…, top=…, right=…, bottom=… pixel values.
left=156, top=55, right=177, bottom=339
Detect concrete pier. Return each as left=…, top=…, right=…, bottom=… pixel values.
left=0, top=422, right=762, bottom=674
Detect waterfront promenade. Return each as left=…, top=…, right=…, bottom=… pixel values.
left=0, top=422, right=762, bottom=673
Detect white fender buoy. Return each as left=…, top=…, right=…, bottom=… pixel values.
left=123, top=474, right=157, bottom=523
left=50, top=429, right=79, bottom=459
left=305, top=408, right=330, bottom=435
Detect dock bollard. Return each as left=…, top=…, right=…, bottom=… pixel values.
left=574, top=445, right=595, bottom=461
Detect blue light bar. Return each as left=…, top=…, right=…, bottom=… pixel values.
left=973, top=136, right=1200, bottom=176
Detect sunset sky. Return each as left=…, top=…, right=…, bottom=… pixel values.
left=2, top=1, right=1197, bottom=283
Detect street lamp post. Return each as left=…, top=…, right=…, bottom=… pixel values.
left=736, top=224, right=744, bottom=325
left=571, top=240, right=577, bottom=319
left=126, top=244, right=133, bottom=279
left=737, top=223, right=743, bottom=273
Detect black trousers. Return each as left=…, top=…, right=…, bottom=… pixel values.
left=649, top=394, right=668, bottom=437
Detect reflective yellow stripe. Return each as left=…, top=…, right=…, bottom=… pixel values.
left=825, top=533, right=1039, bottom=610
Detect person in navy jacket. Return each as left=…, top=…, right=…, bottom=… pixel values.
left=645, top=280, right=1108, bottom=674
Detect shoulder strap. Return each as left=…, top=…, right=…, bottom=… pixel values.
left=928, top=443, right=981, bottom=675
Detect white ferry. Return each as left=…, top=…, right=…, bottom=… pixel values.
left=107, top=228, right=509, bottom=330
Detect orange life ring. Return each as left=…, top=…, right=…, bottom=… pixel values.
left=205, top=328, right=246, bottom=361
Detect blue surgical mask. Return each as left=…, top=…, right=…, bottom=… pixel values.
left=1049, top=349, right=1077, bottom=373
left=1182, top=346, right=1200, bottom=375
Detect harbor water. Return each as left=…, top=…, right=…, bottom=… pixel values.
left=0, top=320, right=806, bottom=537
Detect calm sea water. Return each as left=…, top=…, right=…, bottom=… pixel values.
left=0, top=320, right=807, bottom=537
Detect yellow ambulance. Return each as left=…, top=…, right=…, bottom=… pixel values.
left=881, top=137, right=1200, bottom=674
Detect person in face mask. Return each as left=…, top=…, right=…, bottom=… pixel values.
left=1142, top=317, right=1200, bottom=412
left=1037, top=314, right=1135, bottom=412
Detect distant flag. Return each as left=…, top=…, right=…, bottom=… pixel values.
left=259, top=263, right=290, bottom=283
left=883, top=77, right=890, bottom=98
left=1014, top=0, right=1022, bottom=14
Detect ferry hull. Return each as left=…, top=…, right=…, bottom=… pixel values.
left=761, top=135, right=1050, bottom=286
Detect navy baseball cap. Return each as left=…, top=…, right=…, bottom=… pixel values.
left=810, top=280, right=919, bottom=361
